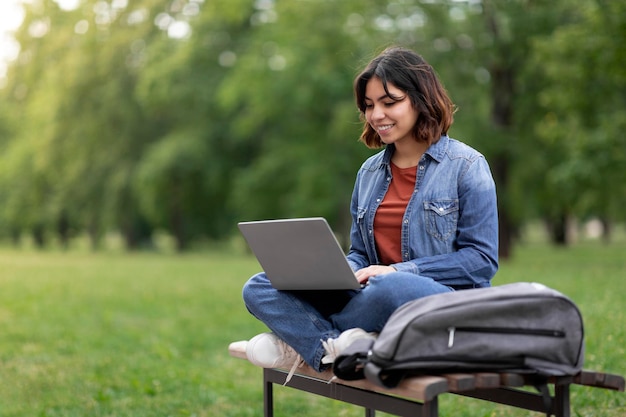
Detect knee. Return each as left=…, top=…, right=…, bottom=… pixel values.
left=368, top=272, right=450, bottom=306
left=362, top=274, right=409, bottom=312
left=242, top=272, right=271, bottom=309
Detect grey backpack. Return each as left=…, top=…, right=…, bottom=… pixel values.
left=334, top=282, right=585, bottom=389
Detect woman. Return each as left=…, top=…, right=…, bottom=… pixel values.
left=239, top=47, right=499, bottom=379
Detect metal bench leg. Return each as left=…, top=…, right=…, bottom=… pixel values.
left=365, top=408, right=376, bottom=417
left=264, top=370, right=274, bottom=417
left=552, top=384, right=570, bottom=417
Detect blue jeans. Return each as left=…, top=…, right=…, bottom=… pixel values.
left=242, top=271, right=453, bottom=371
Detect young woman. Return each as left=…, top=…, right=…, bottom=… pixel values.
left=238, top=47, right=499, bottom=379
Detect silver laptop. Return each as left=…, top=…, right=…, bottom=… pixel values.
left=238, top=217, right=361, bottom=290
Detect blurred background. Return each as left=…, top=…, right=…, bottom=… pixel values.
left=0, top=0, right=624, bottom=258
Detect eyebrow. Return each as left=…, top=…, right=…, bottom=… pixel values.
left=364, top=93, right=405, bottom=102
left=364, top=93, right=391, bottom=102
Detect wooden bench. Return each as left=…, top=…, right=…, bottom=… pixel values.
left=229, top=342, right=624, bottom=417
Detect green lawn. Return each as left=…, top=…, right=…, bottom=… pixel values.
left=0, top=242, right=624, bottom=416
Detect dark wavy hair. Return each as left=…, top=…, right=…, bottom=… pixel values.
left=354, top=47, right=456, bottom=149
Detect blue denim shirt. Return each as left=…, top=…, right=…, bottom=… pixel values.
left=346, top=135, right=498, bottom=288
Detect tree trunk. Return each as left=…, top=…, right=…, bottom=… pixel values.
left=492, top=155, right=514, bottom=259
left=121, top=213, right=153, bottom=250
left=88, top=217, right=102, bottom=251
left=166, top=181, right=188, bottom=252
left=489, top=65, right=516, bottom=259
left=546, top=213, right=568, bottom=246
left=600, top=217, right=612, bottom=244
left=10, top=228, right=20, bottom=247
left=170, top=202, right=187, bottom=252
left=57, top=212, right=70, bottom=250
left=484, top=3, right=517, bottom=260
left=32, top=224, right=45, bottom=249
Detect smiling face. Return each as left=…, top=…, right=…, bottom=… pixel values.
left=354, top=47, right=456, bottom=149
left=364, top=77, right=419, bottom=147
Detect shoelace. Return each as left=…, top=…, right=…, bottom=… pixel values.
left=321, top=337, right=342, bottom=384
left=284, top=356, right=305, bottom=385
left=320, top=337, right=339, bottom=365
left=280, top=341, right=341, bottom=386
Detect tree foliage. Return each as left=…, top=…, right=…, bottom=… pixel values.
left=0, top=0, right=623, bottom=252
left=530, top=0, right=626, bottom=242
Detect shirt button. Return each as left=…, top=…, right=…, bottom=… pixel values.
left=419, top=165, right=424, bottom=170
left=439, top=207, right=444, bottom=212
left=403, top=219, right=409, bottom=224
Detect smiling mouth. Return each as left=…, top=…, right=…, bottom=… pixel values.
left=378, top=124, right=394, bottom=133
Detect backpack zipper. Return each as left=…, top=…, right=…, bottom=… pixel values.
left=447, top=326, right=566, bottom=348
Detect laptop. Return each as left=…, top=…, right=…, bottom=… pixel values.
left=238, top=217, right=361, bottom=290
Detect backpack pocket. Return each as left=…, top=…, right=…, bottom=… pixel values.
left=447, top=326, right=566, bottom=348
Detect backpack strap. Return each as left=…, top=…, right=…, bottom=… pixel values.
left=529, top=375, right=552, bottom=416
left=332, top=338, right=375, bottom=381
left=363, top=361, right=407, bottom=388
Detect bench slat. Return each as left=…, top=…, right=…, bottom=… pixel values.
left=443, top=373, right=476, bottom=392
left=474, top=373, right=502, bottom=389
left=574, top=370, right=626, bottom=391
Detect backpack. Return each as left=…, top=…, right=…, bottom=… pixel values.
left=333, top=282, right=585, bottom=389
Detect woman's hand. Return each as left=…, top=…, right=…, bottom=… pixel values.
left=355, top=265, right=396, bottom=285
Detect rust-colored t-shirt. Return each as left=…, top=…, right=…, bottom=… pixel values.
left=373, top=163, right=417, bottom=265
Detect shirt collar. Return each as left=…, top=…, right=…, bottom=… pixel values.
left=425, top=135, right=449, bottom=163
left=382, top=135, right=449, bottom=165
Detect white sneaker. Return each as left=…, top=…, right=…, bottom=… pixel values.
left=246, top=332, right=302, bottom=369
left=246, top=332, right=305, bottom=385
left=321, top=328, right=377, bottom=365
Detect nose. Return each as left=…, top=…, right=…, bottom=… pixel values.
left=368, top=104, right=385, bottom=121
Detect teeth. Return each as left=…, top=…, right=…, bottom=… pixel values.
left=378, top=124, right=394, bottom=132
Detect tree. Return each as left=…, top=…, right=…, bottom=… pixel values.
left=134, top=0, right=261, bottom=248
left=530, top=0, right=626, bottom=243
left=1, top=0, right=623, bottom=253
left=2, top=0, right=176, bottom=249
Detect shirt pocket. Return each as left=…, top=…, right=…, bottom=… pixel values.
left=423, top=199, right=459, bottom=241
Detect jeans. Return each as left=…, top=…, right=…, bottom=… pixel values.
left=242, top=271, right=453, bottom=371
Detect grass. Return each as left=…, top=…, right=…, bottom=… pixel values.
left=0, top=242, right=624, bottom=416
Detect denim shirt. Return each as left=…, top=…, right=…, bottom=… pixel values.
left=346, top=135, right=498, bottom=288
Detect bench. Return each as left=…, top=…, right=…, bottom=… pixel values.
left=228, top=342, right=624, bottom=417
